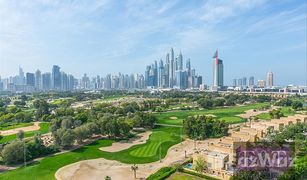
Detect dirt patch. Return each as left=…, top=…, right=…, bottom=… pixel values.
left=100, top=131, right=152, bottom=152
left=169, top=117, right=178, bottom=120
left=238, top=109, right=270, bottom=119
left=0, top=122, right=40, bottom=136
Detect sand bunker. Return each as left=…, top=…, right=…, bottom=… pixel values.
left=0, top=122, right=40, bottom=136
left=169, top=117, right=178, bottom=120
left=100, top=131, right=152, bottom=152
left=55, top=138, right=218, bottom=180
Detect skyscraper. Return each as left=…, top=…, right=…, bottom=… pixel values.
left=158, top=59, right=164, bottom=88
left=267, top=71, right=273, bottom=87
left=26, top=73, right=35, bottom=86
left=35, top=69, right=42, bottom=91
left=212, top=49, right=224, bottom=87
left=233, top=79, right=237, bottom=87
left=249, top=76, right=255, bottom=87
left=52, top=65, right=61, bottom=90
left=42, top=73, right=51, bottom=91
left=242, top=77, right=247, bottom=86
left=169, top=48, right=175, bottom=88
left=18, top=67, right=25, bottom=85
left=178, top=52, right=183, bottom=71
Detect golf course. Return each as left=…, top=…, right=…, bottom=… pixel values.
left=0, top=103, right=294, bottom=180
left=0, top=122, right=50, bottom=144
left=0, top=126, right=181, bottom=180
left=156, top=103, right=268, bottom=125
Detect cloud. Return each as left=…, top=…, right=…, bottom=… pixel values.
left=194, top=0, right=266, bottom=23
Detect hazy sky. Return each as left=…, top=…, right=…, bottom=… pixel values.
left=0, top=0, right=306, bottom=86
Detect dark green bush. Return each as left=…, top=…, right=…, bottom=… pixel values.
left=147, top=167, right=176, bottom=180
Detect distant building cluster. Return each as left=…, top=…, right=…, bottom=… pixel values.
left=0, top=66, right=74, bottom=93
left=144, top=48, right=202, bottom=89
left=231, top=71, right=274, bottom=90
left=0, top=65, right=146, bottom=93
left=78, top=73, right=145, bottom=90
left=0, top=48, right=305, bottom=94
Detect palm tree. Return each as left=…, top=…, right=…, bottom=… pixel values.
left=131, top=164, right=138, bottom=179
left=105, top=176, right=111, bottom=180
left=194, top=156, right=207, bottom=173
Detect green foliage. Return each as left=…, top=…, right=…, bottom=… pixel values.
left=1, top=140, right=25, bottom=165
left=0, top=127, right=180, bottom=179
left=292, top=101, right=303, bottom=110
left=275, top=98, right=293, bottom=107
left=181, top=169, right=219, bottom=180
left=16, top=130, right=25, bottom=140
left=147, top=167, right=176, bottom=180
left=230, top=170, right=266, bottom=180
left=197, top=98, right=213, bottom=109
left=183, top=115, right=228, bottom=139
left=33, top=99, right=50, bottom=120
left=269, top=109, right=284, bottom=119
left=194, top=156, right=206, bottom=173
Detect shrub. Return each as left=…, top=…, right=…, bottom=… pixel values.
left=1, top=140, right=25, bottom=165
left=147, top=167, right=176, bottom=180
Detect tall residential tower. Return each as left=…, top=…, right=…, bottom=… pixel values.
left=212, top=49, right=224, bottom=88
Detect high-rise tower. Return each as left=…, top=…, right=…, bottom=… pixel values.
left=52, top=65, right=61, bottom=90
left=169, top=48, right=175, bottom=88
left=267, top=71, right=273, bottom=87
left=212, top=49, right=223, bottom=88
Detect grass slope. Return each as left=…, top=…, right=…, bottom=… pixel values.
left=0, top=126, right=181, bottom=180
left=0, top=122, right=34, bottom=131
left=256, top=107, right=295, bottom=120
left=0, top=122, right=50, bottom=144
left=157, top=103, right=268, bottom=125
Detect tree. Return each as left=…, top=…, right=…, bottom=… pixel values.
left=194, top=156, right=206, bottom=173
left=1, top=140, right=25, bottom=164
left=74, top=125, right=90, bottom=144
left=197, top=98, right=213, bottom=109
left=17, top=130, right=25, bottom=140
left=61, top=117, right=74, bottom=129
left=105, top=176, right=111, bottom=180
left=60, top=129, right=75, bottom=148
left=131, top=164, right=138, bottom=179
left=53, top=128, right=75, bottom=148
left=33, top=99, right=50, bottom=120
left=292, top=101, right=303, bottom=110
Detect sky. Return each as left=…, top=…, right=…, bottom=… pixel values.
left=0, top=0, right=306, bottom=86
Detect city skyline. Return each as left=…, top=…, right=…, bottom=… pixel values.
left=0, top=1, right=306, bottom=86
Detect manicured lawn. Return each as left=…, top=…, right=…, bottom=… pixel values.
left=256, top=107, right=296, bottom=120
left=0, top=122, right=34, bottom=131
left=167, top=172, right=204, bottom=180
left=157, top=103, right=268, bottom=126
left=0, top=126, right=181, bottom=180
left=0, top=140, right=113, bottom=180
left=101, top=126, right=182, bottom=163
left=0, top=122, right=50, bottom=144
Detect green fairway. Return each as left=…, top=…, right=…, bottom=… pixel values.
left=100, top=126, right=182, bottom=163
left=156, top=103, right=267, bottom=125
left=256, top=107, right=295, bottom=120
left=0, top=126, right=181, bottom=180
left=129, top=129, right=175, bottom=157
left=0, top=122, right=50, bottom=144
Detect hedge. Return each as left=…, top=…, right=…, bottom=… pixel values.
left=147, top=167, right=176, bottom=180
left=180, top=169, right=219, bottom=180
